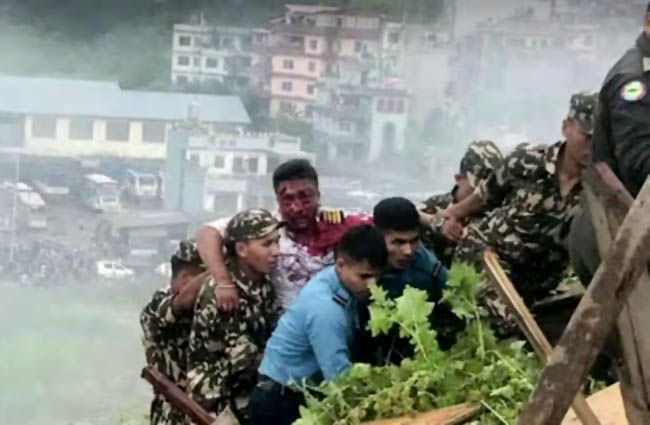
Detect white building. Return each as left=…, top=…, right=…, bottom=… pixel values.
left=0, top=75, right=250, bottom=159
left=171, top=23, right=269, bottom=89
left=165, top=130, right=314, bottom=215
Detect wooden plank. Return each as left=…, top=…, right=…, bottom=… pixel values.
left=562, top=384, right=628, bottom=425
left=582, top=165, right=650, bottom=425
left=360, top=403, right=479, bottom=425
left=517, top=174, right=650, bottom=425
left=483, top=251, right=600, bottom=425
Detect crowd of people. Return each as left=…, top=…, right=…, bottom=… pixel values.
left=140, top=7, right=650, bottom=425
left=0, top=239, right=103, bottom=285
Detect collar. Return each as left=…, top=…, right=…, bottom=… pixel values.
left=636, top=33, right=650, bottom=58
left=327, top=267, right=354, bottom=309
left=226, top=257, right=268, bottom=298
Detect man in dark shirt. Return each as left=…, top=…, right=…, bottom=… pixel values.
left=570, top=3, right=650, bottom=285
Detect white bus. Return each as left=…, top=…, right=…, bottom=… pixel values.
left=82, top=174, right=121, bottom=212
left=0, top=182, right=47, bottom=229
left=124, top=169, right=158, bottom=202
left=33, top=171, right=70, bottom=198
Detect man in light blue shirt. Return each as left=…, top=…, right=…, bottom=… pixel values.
left=249, top=225, right=388, bottom=425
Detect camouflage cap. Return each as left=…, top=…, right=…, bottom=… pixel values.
left=459, top=140, right=504, bottom=188
left=226, top=208, right=283, bottom=243
left=568, top=91, right=598, bottom=135
left=172, top=239, right=204, bottom=268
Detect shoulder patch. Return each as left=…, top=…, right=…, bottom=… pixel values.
left=620, top=80, right=647, bottom=102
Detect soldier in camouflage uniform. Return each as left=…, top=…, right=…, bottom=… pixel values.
left=444, top=92, right=598, bottom=336
left=140, top=240, right=207, bottom=425
left=187, top=209, right=282, bottom=424
left=420, top=140, right=503, bottom=266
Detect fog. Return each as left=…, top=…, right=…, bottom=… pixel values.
left=0, top=0, right=647, bottom=423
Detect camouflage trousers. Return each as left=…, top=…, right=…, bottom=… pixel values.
left=150, top=394, right=189, bottom=425
left=454, top=226, right=565, bottom=337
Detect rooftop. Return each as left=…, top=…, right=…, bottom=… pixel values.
left=0, top=75, right=251, bottom=124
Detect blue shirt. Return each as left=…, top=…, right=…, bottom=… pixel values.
left=259, top=266, right=357, bottom=385
left=379, top=244, right=448, bottom=300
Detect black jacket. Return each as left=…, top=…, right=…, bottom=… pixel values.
left=593, top=33, right=650, bottom=196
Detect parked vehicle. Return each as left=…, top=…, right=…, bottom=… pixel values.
left=81, top=174, right=121, bottom=212
left=0, top=182, right=47, bottom=230
left=96, top=260, right=135, bottom=280
left=124, top=169, right=158, bottom=202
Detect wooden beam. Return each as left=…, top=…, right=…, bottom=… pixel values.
left=517, top=173, right=650, bottom=425
left=483, top=251, right=601, bottom=425
left=582, top=164, right=650, bottom=424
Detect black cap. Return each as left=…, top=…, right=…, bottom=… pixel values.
left=647, top=2, right=650, bottom=13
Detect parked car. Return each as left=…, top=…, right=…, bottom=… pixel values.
left=96, top=260, right=135, bottom=281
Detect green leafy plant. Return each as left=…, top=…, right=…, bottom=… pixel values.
left=295, top=263, right=541, bottom=425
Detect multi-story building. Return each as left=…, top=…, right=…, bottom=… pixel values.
left=448, top=10, right=607, bottom=140
left=0, top=75, right=250, bottom=159
left=165, top=129, right=314, bottom=216
left=313, top=79, right=408, bottom=163
left=267, top=4, right=388, bottom=121
left=171, top=22, right=269, bottom=90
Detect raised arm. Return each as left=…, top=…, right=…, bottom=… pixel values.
left=197, top=222, right=239, bottom=311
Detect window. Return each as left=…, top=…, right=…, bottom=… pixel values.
left=213, top=155, right=225, bottom=168
left=247, top=157, right=259, bottom=173
left=142, top=121, right=166, bottom=143
left=308, top=61, right=316, bottom=72
left=281, top=81, right=293, bottom=92
left=309, top=39, right=318, bottom=50
left=206, top=58, right=218, bottom=68
left=377, top=98, right=385, bottom=112
left=178, top=35, right=191, bottom=46
left=194, top=36, right=201, bottom=46
left=388, top=32, right=399, bottom=44
left=305, top=105, right=314, bottom=118
left=32, top=116, right=57, bottom=138
left=283, top=59, right=294, bottom=70
left=189, top=154, right=200, bottom=163
left=339, top=121, right=352, bottom=131
left=177, top=56, right=190, bottom=66
left=307, top=84, right=315, bottom=95
left=177, top=75, right=188, bottom=84
left=233, top=156, right=245, bottom=173
left=354, top=41, right=363, bottom=53
left=69, top=118, right=94, bottom=140
left=279, top=101, right=293, bottom=114
left=387, top=99, right=395, bottom=113
left=106, top=120, right=130, bottom=142
left=223, top=38, right=234, bottom=49
left=583, top=35, right=594, bottom=47
left=396, top=99, right=405, bottom=114
left=193, top=57, right=200, bottom=67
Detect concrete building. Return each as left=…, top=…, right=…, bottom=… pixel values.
left=313, top=79, right=408, bottom=162
left=171, top=22, right=269, bottom=90
left=165, top=129, right=314, bottom=216
left=447, top=10, right=605, bottom=140
left=0, top=76, right=250, bottom=159
left=267, top=4, right=389, bottom=121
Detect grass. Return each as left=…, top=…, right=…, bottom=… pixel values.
left=0, top=279, right=161, bottom=425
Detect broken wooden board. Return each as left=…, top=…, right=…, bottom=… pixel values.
left=517, top=173, right=650, bottom=425
left=562, top=384, right=628, bottom=425
left=360, top=403, right=479, bottom=425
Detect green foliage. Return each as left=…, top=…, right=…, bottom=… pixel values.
left=295, top=264, right=541, bottom=425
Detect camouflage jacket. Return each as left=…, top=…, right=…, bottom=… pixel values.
left=470, top=141, right=581, bottom=266
left=140, top=288, right=194, bottom=425
left=419, top=192, right=456, bottom=266
left=186, top=257, right=278, bottom=415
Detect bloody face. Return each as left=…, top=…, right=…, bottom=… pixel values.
left=275, top=179, right=320, bottom=231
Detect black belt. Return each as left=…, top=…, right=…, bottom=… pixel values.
left=257, top=374, right=302, bottom=397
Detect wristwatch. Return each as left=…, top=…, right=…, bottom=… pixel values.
left=432, top=215, right=446, bottom=233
